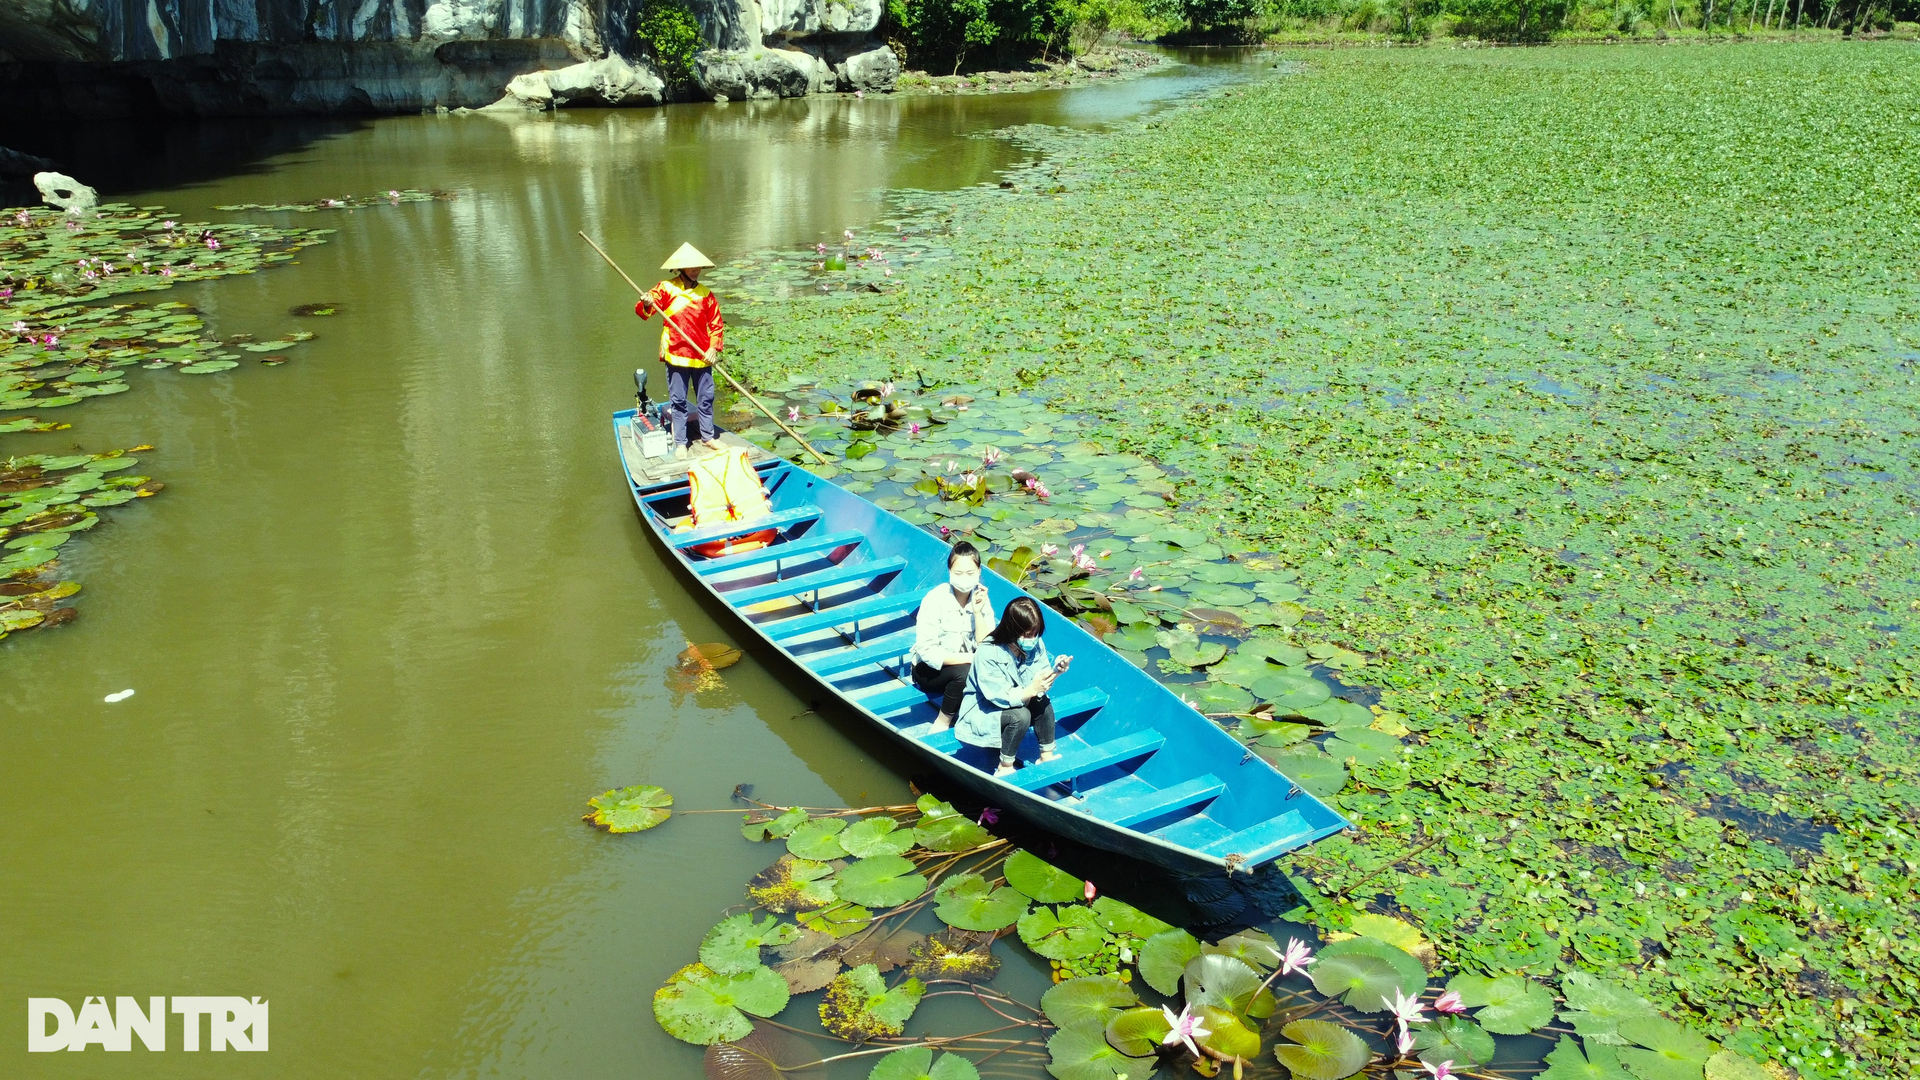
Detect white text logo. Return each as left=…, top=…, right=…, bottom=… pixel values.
left=27, top=996, right=268, bottom=1052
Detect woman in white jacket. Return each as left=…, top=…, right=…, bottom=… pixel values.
left=909, top=541, right=997, bottom=733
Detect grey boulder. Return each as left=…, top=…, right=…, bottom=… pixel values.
left=835, top=45, right=898, bottom=92
left=694, top=48, right=826, bottom=100
left=485, top=55, right=665, bottom=109
left=35, top=172, right=97, bottom=214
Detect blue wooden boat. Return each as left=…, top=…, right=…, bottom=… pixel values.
left=614, top=408, right=1350, bottom=876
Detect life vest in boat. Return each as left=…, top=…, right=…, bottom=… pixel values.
left=679, top=446, right=776, bottom=558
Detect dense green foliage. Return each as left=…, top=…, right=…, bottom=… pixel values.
left=729, top=43, right=1920, bottom=1077
left=884, top=0, right=1165, bottom=72
left=1167, top=0, right=1915, bottom=40
left=635, top=0, right=704, bottom=88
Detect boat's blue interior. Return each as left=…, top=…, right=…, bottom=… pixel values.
left=617, top=411, right=1349, bottom=869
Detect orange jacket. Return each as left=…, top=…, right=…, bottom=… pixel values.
left=636, top=278, right=724, bottom=368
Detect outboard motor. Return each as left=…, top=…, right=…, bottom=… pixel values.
left=633, top=369, right=660, bottom=431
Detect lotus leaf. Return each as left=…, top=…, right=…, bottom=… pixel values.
left=913, top=798, right=995, bottom=852
left=1274, top=1019, right=1372, bottom=1080
left=1326, top=727, right=1401, bottom=767
left=819, top=964, right=923, bottom=1042
left=1157, top=629, right=1227, bottom=668
left=1182, top=954, right=1270, bottom=1019
left=1017, top=904, right=1107, bottom=960
left=701, top=1022, right=824, bottom=1080
left=839, top=927, right=925, bottom=975
left=1703, top=1052, right=1770, bottom=1080
left=1211, top=651, right=1286, bottom=688
left=701, top=913, right=802, bottom=975
left=1042, top=976, right=1138, bottom=1031
left=1446, top=972, right=1554, bottom=1034
left=1414, top=1016, right=1496, bottom=1069
left=1296, top=698, right=1374, bottom=729
left=1004, top=849, right=1085, bottom=902
left=1559, top=971, right=1657, bottom=1042
left=1250, top=670, right=1330, bottom=712
left=800, top=902, right=872, bottom=938
left=1089, top=896, right=1172, bottom=938
left=867, top=1046, right=980, bottom=1080
left=839, top=816, right=916, bottom=858
left=905, top=928, right=1000, bottom=983
left=747, top=856, right=837, bottom=913
left=1201, top=929, right=1281, bottom=973
left=1111, top=622, right=1160, bottom=651
left=743, top=806, right=810, bottom=842
left=1194, top=1005, right=1260, bottom=1061
left=1256, top=745, right=1347, bottom=799
left=772, top=955, right=841, bottom=994
left=178, top=360, right=239, bottom=373
left=1349, top=914, right=1430, bottom=961
left=787, top=817, right=851, bottom=860
left=1046, top=1022, right=1135, bottom=1080
left=1615, top=1017, right=1717, bottom=1080
left=833, top=855, right=928, bottom=908
left=583, top=784, right=673, bottom=833
left=1308, top=937, right=1424, bottom=1012
left=654, top=963, right=791, bottom=1046
left=1540, top=1038, right=1638, bottom=1080
left=1193, top=681, right=1254, bottom=714
left=933, top=873, right=1028, bottom=931
left=1137, top=928, right=1201, bottom=995
left=1245, top=721, right=1310, bottom=747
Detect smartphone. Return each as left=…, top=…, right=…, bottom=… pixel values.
left=1054, top=655, right=1072, bottom=673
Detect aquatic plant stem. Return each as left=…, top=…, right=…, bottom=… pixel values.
left=1330, top=832, right=1449, bottom=901
left=576, top=230, right=831, bottom=466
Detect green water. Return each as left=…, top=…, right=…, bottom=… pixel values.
left=0, top=58, right=1256, bottom=1078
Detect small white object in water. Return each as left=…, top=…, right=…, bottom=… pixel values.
left=104, top=689, right=134, bottom=703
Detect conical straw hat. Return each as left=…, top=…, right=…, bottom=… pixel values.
left=662, top=242, right=716, bottom=270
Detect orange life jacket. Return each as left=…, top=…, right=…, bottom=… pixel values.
left=679, top=447, right=775, bottom=557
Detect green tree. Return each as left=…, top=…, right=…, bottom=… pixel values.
left=635, top=0, right=703, bottom=89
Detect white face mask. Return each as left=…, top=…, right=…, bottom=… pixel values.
left=1017, top=636, right=1040, bottom=651
left=949, top=568, right=979, bottom=593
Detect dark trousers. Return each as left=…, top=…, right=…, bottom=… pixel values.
left=1000, top=697, right=1056, bottom=763
left=912, top=661, right=969, bottom=718
left=667, top=364, right=716, bottom=446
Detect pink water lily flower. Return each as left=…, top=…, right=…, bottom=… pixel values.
left=977, top=806, right=999, bottom=825
left=1074, top=554, right=1097, bottom=572
left=10, top=321, right=28, bottom=333
left=961, top=472, right=979, bottom=487
left=1128, top=567, right=1144, bottom=582
left=1280, top=937, right=1314, bottom=975
left=815, top=242, right=828, bottom=254
left=981, top=447, right=1002, bottom=466
left=788, top=406, right=800, bottom=422
left=1071, top=543, right=1085, bottom=556
left=879, top=380, right=895, bottom=397
left=206, top=237, right=221, bottom=250
left=1083, top=880, right=1097, bottom=901
left=160, top=267, right=174, bottom=277
left=1040, top=543, right=1059, bottom=557
left=1161, top=1003, right=1210, bottom=1058
left=843, top=229, right=854, bottom=242
left=1387, top=989, right=1427, bottom=1038
left=1396, top=1027, right=1417, bottom=1056
left=908, top=422, right=920, bottom=435
left=1432, top=990, right=1466, bottom=1015
left=161, top=220, right=176, bottom=230
left=1422, top=1061, right=1455, bottom=1080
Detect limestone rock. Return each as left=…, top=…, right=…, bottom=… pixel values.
left=756, top=0, right=884, bottom=35
left=835, top=44, right=898, bottom=92
left=34, top=172, right=97, bottom=214
left=694, top=48, right=818, bottom=100
left=487, top=54, right=664, bottom=109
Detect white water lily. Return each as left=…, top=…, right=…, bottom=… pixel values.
left=1160, top=1003, right=1210, bottom=1057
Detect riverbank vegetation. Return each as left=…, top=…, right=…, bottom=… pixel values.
left=726, top=42, right=1920, bottom=1076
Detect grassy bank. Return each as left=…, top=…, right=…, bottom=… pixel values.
left=733, top=42, right=1920, bottom=1076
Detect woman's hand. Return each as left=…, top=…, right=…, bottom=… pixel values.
left=1022, top=670, right=1057, bottom=701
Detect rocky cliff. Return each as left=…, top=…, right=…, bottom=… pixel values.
left=0, top=0, right=898, bottom=116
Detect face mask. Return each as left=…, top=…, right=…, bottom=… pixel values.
left=950, top=569, right=979, bottom=593
left=1017, top=636, right=1040, bottom=651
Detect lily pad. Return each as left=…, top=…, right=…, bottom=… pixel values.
left=1251, top=670, right=1331, bottom=712
left=1560, top=970, right=1658, bottom=1043
left=1540, top=1037, right=1637, bottom=1080
left=1448, top=972, right=1555, bottom=1034
left=1105, top=1005, right=1173, bottom=1057
left=702, top=1023, right=826, bottom=1080
left=833, top=854, right=928, bottom=908
left=747, top=855, right=837, bottom=913
left=867, top=1046, right=980, bottom=1080
left=1616, top=1017, right=1717, bottom=1080
left=913, top=797, right=995, bottom=851
left=1183, top=953, right=1270, bottom=1018
left=1201, top=929, right=1282, bottom=973
left=839, top=816, right=916, bottom=858
left=1256, top=745, right=1348, bottom=799
left=1274, top=1018, right=1373, bottom=1080
left=178, top=360, right=239, bottom=374
left=905, top=928, right=1001, bottom=984
left=743, top=806, right=810, bottom=842
left=582, top=784, right=673, bottom=832
left=1194, top=681, right=1256, bottom=714
left=653, top=962, right=791, bottom=1046
left=787, top=817, right=851, bottom=860
left=1017, top=904, right=1108, bottom=960
left=1004, top=849, right=1085, bottom=902
left=1041, top=975, right=1138, bottom=1031
left=1326, top=727, right=1401, bottom=768
left=1308, top=937, right=1425, bottom=1012
left=1046, top=1023, right=1136, bottom=1080
left=819, top=963, right=924, bottom=1042
left=1138, top=928, right=1202, bottom=995
left=1415, top=1015, right=1497, bottom=1069
left=1090, top=896, right=1172, bottom=938
left=1194, top=1004, right=1261, bottom=1061
left=1158, top=629, right=1227, bottom=668
left=933, top=873, right=1029, bottom=931
left=701, top=913, right=802, bottom=975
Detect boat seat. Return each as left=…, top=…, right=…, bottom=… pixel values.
left=1076, top=774, right=1226, bottom=828
left=902, top=687, right=1111, bottom=751
left=852, top=681, right=929, bottom=716
left=1007, top=731, right=1164, bottom=793
left=694, top=530, right=865, bottom=575
left=762, top=591, right=920, bottom=642
left=1199, top=811, right=1315, bottom=865
left=722, top=557, right=906, bottom=608
left=669, top=506, right=821, bottom=549
left=802, top=628, right=918, bottom=679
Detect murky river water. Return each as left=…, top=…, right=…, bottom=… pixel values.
left=1, top=54, right=1258, bottom=1079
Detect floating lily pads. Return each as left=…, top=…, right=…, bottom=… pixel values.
left=1616, top=1017, right=1718, bottom=1080
left=582, top=784, right=673, bottom=832
left=1309, top=937, right=1425, bottom=1012
left=653, top=962, right=791, bottom=1046
left=833, top=854, right=928, bottom=908
left=1016, top=904, right=1107, bottom=960
left=1137, top=928, right=1201, bottom=995
left=905, top=928, right=1000, bottom=983
left=839, top=816, right=915, bottom=858
left=747, top=856, right=837, bottom=913
left=1004, top=849, right=1084, bottom=902
left=1415, top=1015, right=1497, bottom=1069
left=933, top=873, right=1029, bottom=931
left=786, top=817, right=850, bottom=860
left=1540, top=1037, right=1637, bottom=1080
left=701, top=913, right=802, bottom=975
left=1040, top=975, right=1137, bottom=1031
left=912, top=796, right=994, bottom=851
left=743, top=806, right=810, bottom=842
left=1448, top=972, right=1555, bottom=1034
left=1046, top=1023, right=1136, bottom=1080
left=819, top=964, right=924, bottom=1042
left=1274, top=1018, right=1373, bottom=1080
left=1105, top=1006, right=1172, bottom=1057
left=1183, top=953, right=1271, bottom=1019
left=1250, top=670, right=1331, bottom=712
left=1089, top=896, right=1171, bottom=938
left=867, top=1046, right=979, bottom=1080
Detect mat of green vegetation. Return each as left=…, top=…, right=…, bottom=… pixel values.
left=731, top=43, right=1920, bottom=1077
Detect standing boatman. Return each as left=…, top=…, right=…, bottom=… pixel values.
left=636, top=242, right=725, bottom=458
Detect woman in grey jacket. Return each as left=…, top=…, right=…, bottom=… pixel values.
left=954, top=596, right=1073, bottom=777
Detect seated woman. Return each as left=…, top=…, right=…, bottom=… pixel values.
left=909, top=541, right=996, bottom=733
left=954, top=596, right=1073, bottom=778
